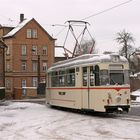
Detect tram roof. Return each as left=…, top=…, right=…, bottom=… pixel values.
left=48, top=53, right=128, bottom=72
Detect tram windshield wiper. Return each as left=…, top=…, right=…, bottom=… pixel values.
left=110, top=78, right=117, bottom=85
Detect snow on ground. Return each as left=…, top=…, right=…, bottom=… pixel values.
left=131, top=89, right=140, bottom=97
left=0, top=101, right=140, bottom=140
left=131, top=89, right=140, bottom=103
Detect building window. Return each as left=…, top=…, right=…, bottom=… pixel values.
left=21, top=79, right=26, bottom=87
left=32, top=45, right=37, bottom=55
left=41, top=78, right=46, bottom=83
left=43, top=46, right=47, bottom=55
left=6, top=61, right=10, bottom=71
left=6, top=79, right=11, bottom=90
left=32, top=61, right=37, bottom=72
left=21, top=79, right=26, bottom=95
left=27, top=29, right=38, bottom=38
left=32, top=29, right=37, bottom=38
left=27, top=29, right=32, bottom=38
left=21, top=45, right=26, bottom=55
left=42, top=62, right=47, bottom=71
left=33, top=77, right=38, bottom=87
left=21, top=62, right=27, bottom=71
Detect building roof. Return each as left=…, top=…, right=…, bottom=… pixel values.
left=3, top=18, right=55, bottom=40
left=3, top=18, right=31, bottom=38
left=0, top=24, right=15, bottom=29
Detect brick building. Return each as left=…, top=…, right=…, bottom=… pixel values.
left=0, top=15, right=55, bottom=98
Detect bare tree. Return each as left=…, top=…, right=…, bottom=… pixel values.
left=80, top=39, right=97, bottom=54
left=116, top=29, right=135, bottom=59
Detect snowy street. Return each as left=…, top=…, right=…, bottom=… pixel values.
left=0, top=101, right=140, bottom=140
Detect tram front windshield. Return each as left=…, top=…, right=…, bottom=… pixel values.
left=100, top=70, right=129, bottom=85
left=110, top=72, right=124, bottom=85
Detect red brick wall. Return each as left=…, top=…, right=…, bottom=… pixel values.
left=4, top=19, right=55, bottom=98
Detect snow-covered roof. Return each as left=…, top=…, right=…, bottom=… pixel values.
left=48, top=53, right=128, bottom=72
left=3, top=18, right=32, bottom=38
left=0, top=24, right=15, bottom=28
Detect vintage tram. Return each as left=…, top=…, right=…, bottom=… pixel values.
left=46, top=53, right=130, bottom=113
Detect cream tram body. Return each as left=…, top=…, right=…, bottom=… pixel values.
left=46, top=54, right=130, bottom=113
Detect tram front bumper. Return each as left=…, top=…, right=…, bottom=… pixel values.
left=104, top=105, right=130, bottom=113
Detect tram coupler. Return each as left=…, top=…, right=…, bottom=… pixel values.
left=116, top=107, right=123, bottom=114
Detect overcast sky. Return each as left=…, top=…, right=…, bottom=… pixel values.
left=0, top=0, right=140, bottom=53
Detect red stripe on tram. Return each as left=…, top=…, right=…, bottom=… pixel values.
left=47, top=87, right=130, bottom=91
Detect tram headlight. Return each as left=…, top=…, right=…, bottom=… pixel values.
left=116, top=96, right=121, bottom=103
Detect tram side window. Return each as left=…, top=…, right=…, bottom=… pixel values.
left=90, top=66, right=95, bottom=86
left=51, top=71, right=59, bottom=87
left=94, top=65, right=100, bottom=86
left=83, top=67, right=87, bottom=86
left=66, top=69, right=75, bottom=86
left=48, top=73, right=52, bottom=87
left=100, top=70, right=109, bottom=85
left=51, top=70, right=66, bottom=87
left=58, top=70, right=65, bottom=86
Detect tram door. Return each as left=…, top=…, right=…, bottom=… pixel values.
left=82, top=66, right=95, bottom=109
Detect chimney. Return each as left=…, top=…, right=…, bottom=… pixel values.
left=20, top=14, right=24, bottom=22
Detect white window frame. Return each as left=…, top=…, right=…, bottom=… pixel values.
left=6, top=79, right=11, bottom=90
left=43, top=46, right=48, bottom=55
left=6, top=61, right=10, bottom=71
left=21, top=45, right=27, bottom=55
left=21, top=79, right=26, bottom=87
left=21, top=62, right=27, bottom=71
left=32, top=61, right=38, bottom=72
left=27, top=29, right=37, bottom=38
left=27, top=29, right=32, bottom=38
left=32, top=45, right=37, bottom=55
left=32, top=29, right=37, bottom=38
left=32, top=77, right=38, bottom=87
left=42, top=62, right=47, bottom=72
left=22, top=79, right=26, bottom=95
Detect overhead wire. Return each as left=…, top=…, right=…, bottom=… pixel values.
left=54, top=0, right=133, bottom=38
left=81, top=0, right=133, bottom=20
left=0, top=0, right=133, bottom=40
